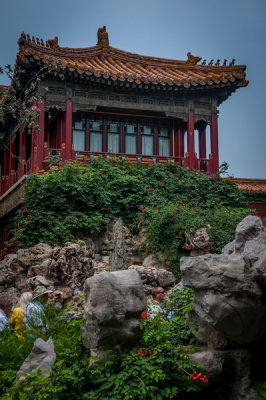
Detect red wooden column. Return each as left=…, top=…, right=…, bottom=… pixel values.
left=210, top=115, right=219, bottom=174
left=1, top=148, right=9, bottom=193
left=31, top=102, right=45, bottom=172
left=64, top=101, right=73, bottom=160
left=19, top=126, right=27, bottom=177
left=9, top=136, right=16, bottom=186
left=186, top=112, right=196, bottom=169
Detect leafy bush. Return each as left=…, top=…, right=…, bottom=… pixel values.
left=144, top=203, right=250, bottom=276
left=8, top=158, right=251, bottom=276
left=0, top=290, right=206, bottom=400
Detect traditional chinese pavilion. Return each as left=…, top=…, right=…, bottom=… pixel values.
left=0, top=27, right=253, bottom=255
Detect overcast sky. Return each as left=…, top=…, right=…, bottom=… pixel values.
left=0, top=0, right=265, bottom=178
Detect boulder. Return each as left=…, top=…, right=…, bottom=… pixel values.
left=83, top=270, right=146, bottom=356
left=128, top=265, right=175, bottom=290
left=17, top=338, right=56, bottom=379
left=180, top=216, right=266, bottom=347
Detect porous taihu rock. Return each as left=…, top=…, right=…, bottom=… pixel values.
left=17, top=338, right=56, bottom=379
left=181, top=216, right=266, bottom=347
left=83, top=270, right=146, bottom=355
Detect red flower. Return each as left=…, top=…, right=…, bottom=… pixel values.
left=98, top=171, right=104, bottom=175
left=53, top=218, right=59, bottom=221
left=156, top=182, right=164, bottom=185
left=185, top=183, right=191, bottom=188
left=190, top=372, right=202, bottom=381
left=145, top=350, right=153, bottom=356
left=140, top=311, right=148, bottom=319
left=177, top=200, right=183, bottom=204
left=145, top=188, right=153, bottom=192
left=31, top=104, right=38, bottom=110
left=137, top=349, right=144, bottom=355
left=141, top=209, right=147, bottom=213
left=200, top=376, right=208, bottom=383
left=75, top=213, right=81, bottom=216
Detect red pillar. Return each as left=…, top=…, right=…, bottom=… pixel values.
left=32, top=102, right=45, bottom=172
left=9, top=136, right=16, bottom=186
left=186, top=112, right=196, bottom=169
left=210, top=115, right=219, bottom=174
left=64, top=101, right=73, bottom=160
left=19, top=127, right=27, bottom=177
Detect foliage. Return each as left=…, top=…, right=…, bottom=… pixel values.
left=0, top=291, right=206, bottom=400
left=144, top=202, right=250, bottom=276
left=9, top=158, right=250, bottom=275
left=0, top=63, right=64, bottom=147
left=11, top=158, right=247, bottom=244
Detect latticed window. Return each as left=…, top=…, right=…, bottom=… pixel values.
left=142, top=121, right=154, bottom=155
left=73, top=118, right=86, bottom=151
left=107, top=118, right=120, bottom=153
left=124, top=119, right=137, bottom=154
left=158, top=121, right=170, bottom=156
left=90, top=116, right=103, bottom=152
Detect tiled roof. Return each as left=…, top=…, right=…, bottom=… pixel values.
left=0, top=85, right=10, bottom=104
left=231, top=178, right=266, bottom=193
left=16, top=28, right=248, bottom=90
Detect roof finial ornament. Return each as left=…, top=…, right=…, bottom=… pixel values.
left=201, top=59, right=206, bottom=65
left=215, top=59, right=220, bottom=66
left=229, top=58, right=235, bottom=66
left=186, top=52, right=202, bottom=65
left=47, top=36, right=59, bottom=48
left=97, top=26, right=109, bottom=46
left=208, top=59, right=214, bottom=66
left=223, top=59, right=227, bottom=66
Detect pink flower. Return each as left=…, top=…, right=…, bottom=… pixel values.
left=177, top=200, right=183, bottom=204
left=145, top=188, right=153, bottom=192
left=31, top=104, right=38, bottom=110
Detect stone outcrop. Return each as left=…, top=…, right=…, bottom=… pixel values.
left=0, top=242, right=94, bottom=306
left=128, top=264, right=175, bottom=294
left=181, top=216, right=266, bottom=347
left=17, top=338, right=56, bottom=379
left=180, top=216, right=266, bottom=399
left=83, top=270, right=146, bottom=359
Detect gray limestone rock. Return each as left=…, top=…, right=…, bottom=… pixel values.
left=83, top=270, right=146, bottom=355
left=180, top=216, right=266, bottom=347
left=128, top=264, right=175, bottom=288
left=17, top=338, right=56, bottom=379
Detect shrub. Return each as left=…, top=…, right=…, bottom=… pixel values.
left=0, top=291, right=206, bottom=400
